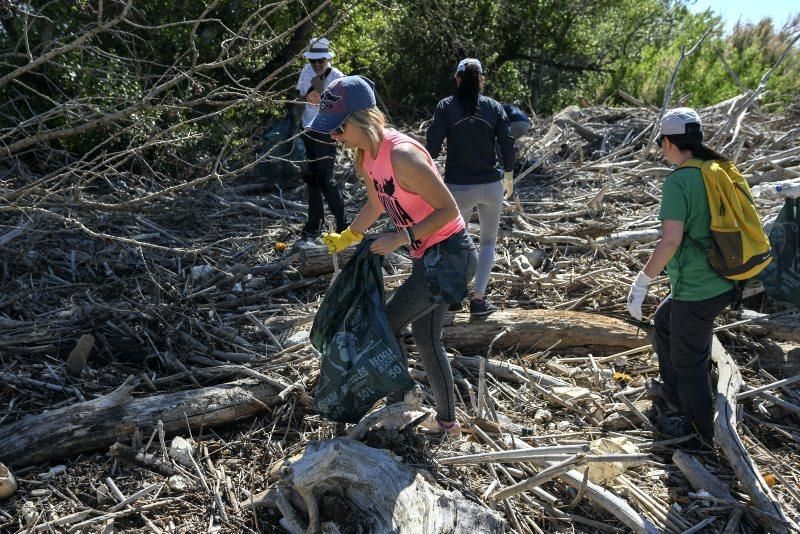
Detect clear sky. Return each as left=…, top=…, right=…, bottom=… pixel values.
left=687, top=0, right=799, bottom=34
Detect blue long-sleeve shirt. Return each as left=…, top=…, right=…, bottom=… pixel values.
left=426, top=95, right=515, bottom=185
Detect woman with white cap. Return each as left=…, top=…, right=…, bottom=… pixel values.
left=311, top=75, right=477, bottom=435
left=426, top=58, right=515, bottom=317
left=626, top=107, right=735, bottom=448
left=296, top=37, right=347, bottom=238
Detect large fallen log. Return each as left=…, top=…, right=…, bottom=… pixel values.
left=268, top=438, right=506, bottom=533
left=0, top=378, right=282, bottom=468
left=295, top=244, right=357, bottom=276
left=290, top=243, right=412, bottom=277
left=712, top=335, right=794, bottom=533
left=443, top=309, right=650, bottom=354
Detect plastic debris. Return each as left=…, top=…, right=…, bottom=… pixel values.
left=190, top=264, right=215, bottom=280
left=534, top=409, right=553, bottom=424
left=587, top=437, right=640, bottom=484
left=168, top=474, right=195, bottom=492
left=169, top=436, right=196, bottom=468
left=38, top=464, right=66, bottom=480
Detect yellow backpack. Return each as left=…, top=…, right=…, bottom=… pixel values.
left=681, top=159, right=772, bottom=280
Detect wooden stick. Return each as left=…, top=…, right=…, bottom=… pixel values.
left=736, top=374, right=800, bottom=400
left=491, top=454, right=584, bottom=502
left=614, top=392, right=652, bottom=429
left=681, top=516, right=718, bottom=534
left=109, top=483, right=160, bottom=512
left=642, top=26, right=714, bottom=162
left=672, top=450, right=733, bottom=500
left=711, top=335, right=794, bottom=533
left=439, top=445, right=589, bottom=465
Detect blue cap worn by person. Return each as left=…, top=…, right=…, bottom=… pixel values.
left=307, top=75, right=376, bottom=133
left=659, top=107, right=701, bottom=135
left=456, top=58, right=482, bottom=74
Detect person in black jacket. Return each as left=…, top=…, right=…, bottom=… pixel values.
left=426, top=58, right=515, bottom=316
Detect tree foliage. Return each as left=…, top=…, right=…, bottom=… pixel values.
left=0, top=0, right=797, bottom=190
left=577, top=10, right=800, bottom=110
left=0, top=0, right=335, bottom=193
left=319, top=1, right=799, bottom=118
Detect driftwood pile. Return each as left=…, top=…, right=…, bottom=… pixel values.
left=1, top=93, right=800, bottom=533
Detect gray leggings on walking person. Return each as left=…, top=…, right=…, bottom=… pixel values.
left=386, top=243, right=477, bottom=421
left=448, top=180, right=503, bottom=299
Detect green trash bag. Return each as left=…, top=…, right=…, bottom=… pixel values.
left=310, top=240, right=415, bottom=423
left=759, top=197, right=800, bottom=306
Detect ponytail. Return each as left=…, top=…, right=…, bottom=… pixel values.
left=455, top=63, right=483, bottom=115
left=664, top=123, right=729, bottom=162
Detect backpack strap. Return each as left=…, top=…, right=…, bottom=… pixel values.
left=679, top=158, right=704, bottom=170
left=669, top=159, right=711, bottom=289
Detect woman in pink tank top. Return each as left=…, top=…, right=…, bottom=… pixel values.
left=309, top=76, right=477, bottom=434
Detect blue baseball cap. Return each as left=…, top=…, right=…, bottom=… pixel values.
left=307, top=75, right=376, bottom=133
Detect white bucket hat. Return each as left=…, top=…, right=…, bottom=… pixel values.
left=303, top=37, right=335, bottom=60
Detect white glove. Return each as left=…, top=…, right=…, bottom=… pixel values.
left=626, top=271, right=652, bottom=321
left=503, top=171, right=514, bottom=199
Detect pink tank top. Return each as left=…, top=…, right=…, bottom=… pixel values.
left=362, top=129, right=464, bottom=258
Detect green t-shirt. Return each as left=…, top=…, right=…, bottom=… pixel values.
left=659, top=166, right=734, bottom=301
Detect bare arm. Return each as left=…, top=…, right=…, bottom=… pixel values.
left=642, top=220, right=684, bottom=277
left=393, top=144, right=459, bottom=238
left=349, top=163, right=384, bottom=235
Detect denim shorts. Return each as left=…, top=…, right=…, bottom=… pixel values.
left=422, top=230, right=478, bottom=304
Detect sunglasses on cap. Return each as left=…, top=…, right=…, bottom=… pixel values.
left=308, top=58, right=327, bottom=64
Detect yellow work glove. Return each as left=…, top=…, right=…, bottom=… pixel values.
left=503, top=171, right=514, bottom=199
left=321, top=227, right=363, bottom=254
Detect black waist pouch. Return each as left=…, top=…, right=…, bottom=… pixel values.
left=422, top=230, right=477, bottom=305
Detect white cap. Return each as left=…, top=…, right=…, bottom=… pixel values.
left=303, top=37, right=335, bottom=60
left=456, top=58, right=482, bottom=75
left=659, top=107, right=701, bottom=135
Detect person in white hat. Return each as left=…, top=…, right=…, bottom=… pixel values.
left=296, top=37, right=347, bottom=238
left=425, top=58, right=515, bottom=318
left=626, top=107, right=736, bottom=448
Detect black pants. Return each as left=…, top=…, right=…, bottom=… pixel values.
left=653, top=290, right=733, bottom=440
left=301, top=130, right=346, bottom=234
left=386, top=231, right=478, bottom=420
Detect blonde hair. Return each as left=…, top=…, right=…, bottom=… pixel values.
left=347, top=107, right=386, bottom=170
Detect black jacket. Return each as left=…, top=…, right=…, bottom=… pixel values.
left=426, top=95, right=515, bottom=185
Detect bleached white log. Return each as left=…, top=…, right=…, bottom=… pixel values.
left=712, top=335, right=794, bottom=533
left=278, top=438, right=505, bottom=533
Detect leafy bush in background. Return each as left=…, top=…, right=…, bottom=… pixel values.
left=326, top=0, right=798, bottom=116
left=1, top=0, right=797, bottom=188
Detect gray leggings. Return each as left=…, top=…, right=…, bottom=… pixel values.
left=448, top=180, right=503, bottom=298
left=386, top=245, right=477, bottom=421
